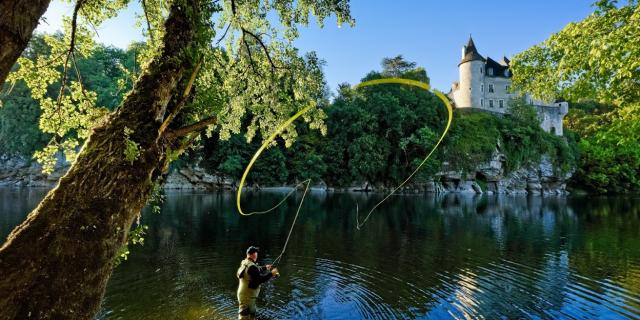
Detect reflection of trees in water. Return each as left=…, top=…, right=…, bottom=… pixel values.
left=5, top=189, right=637, bottom=319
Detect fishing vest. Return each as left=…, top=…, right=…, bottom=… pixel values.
left=237, top=258, right=260, bottom=299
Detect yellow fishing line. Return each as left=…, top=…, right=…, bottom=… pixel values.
left=353, top=78, right=453, bottom=229
left=236, top=105, right=313, bottom=216
left=236, top=77, right=453, bottom=230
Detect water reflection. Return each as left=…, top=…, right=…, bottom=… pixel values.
left=1, top=188, right=639, bottom=319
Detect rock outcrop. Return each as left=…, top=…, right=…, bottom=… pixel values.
left=0, top=150, right=574, bottom=195
left=426, top=152, right=572, bottom=195
left=0, top=155, right=69, bottom=188
left=0, top=155, right=236, bottom=191
left=163, top=166, right=235, bottom=190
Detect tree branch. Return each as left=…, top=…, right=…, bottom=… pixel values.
left=70, top=51, right=91, bottom=99
left=141, top=0, right=155, bottom=43
left=56, top=0, right=83, bottom=102
left=169, top=116, right=217, bottom=137
left=241, top=33, right=260, bottom=76
left=55, top=0, right=85, bottom=131
left=241, top=27, right=280, bottom=72
left=215, top=22, right=231, bottom=45
left=159, top=56, right=204, bottom=133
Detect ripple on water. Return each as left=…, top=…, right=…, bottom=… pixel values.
left=421, top=255, right=640, bottom=320
left=98, top=250, right=640, bottom=320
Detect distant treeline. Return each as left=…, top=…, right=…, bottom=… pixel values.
left=196, top=56, right=577, bottom=189
left=2, top=37, right=635, bottom=193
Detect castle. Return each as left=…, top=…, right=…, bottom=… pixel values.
left=449, top=36, right=568, bottom=136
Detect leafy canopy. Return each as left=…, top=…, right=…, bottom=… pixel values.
left=511, top=0, right=640, bottom=193
left=2, top=0, right=354, bottom=173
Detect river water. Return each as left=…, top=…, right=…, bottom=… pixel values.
left=1, top=188, right=640, bottom=319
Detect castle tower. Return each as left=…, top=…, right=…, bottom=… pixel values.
left=449, top=36, right=568, bottom=136
left=454, top=36, right=485, bottom=109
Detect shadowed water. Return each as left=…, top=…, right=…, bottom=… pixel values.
left=1, top=188, right=640, bottom=319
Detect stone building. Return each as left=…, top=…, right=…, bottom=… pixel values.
left=449, top=36, right=568, bottom=136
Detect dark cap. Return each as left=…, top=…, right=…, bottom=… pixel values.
left=246, top=246, right=260, bottom=255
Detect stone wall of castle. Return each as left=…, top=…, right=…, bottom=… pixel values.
left=536, top=102, right=568, bottom=136
left=453, top=59, right=483, bottom=108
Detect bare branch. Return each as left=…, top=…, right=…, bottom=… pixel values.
left=55, top=0, right=85, bottom=130
left=241, top=33, right=260, bottom=76
left=141, top=0, right=155, bottom=43
left=241, top=28, right=280, bottom=72
left=215, top=23, right=231, bottom=45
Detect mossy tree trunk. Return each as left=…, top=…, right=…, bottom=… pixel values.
left=0, top=0, right=51, bottom=87
left=0, top=1, right=207, bottom=319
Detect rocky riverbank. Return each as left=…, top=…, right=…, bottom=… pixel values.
left=0, top=155, right=236, bottom=191
left=427, top=154, right=573, bottom=195
left=337, top=151, right=573, bottom=195
left=0, top=156, right=67, bottom=188
left=0, top=150, right=573, bottom=195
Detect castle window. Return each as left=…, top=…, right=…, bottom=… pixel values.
left=480, top=99, right=484, bottom=107
left=506, top=85, right=511, bottom=92
left=489, top=100, right=494, bottom=108
left=481, top=84, right=484, bottom=92
left=499, top=100, right=504, bottom=108
left=480, top=67, right=483, bottom=74
left=488, top=84, right=494, bottom=93
left=488, top=68, right=494, bottom=76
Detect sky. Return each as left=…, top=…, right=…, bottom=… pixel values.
left=39, top=0, right=595, bottom=93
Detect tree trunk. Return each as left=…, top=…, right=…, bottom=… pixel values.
left=0, top=1, right=206, bottom=319
left=0, top=0, right=51, bottom=87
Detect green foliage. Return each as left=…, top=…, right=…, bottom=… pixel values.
left=511, top=1, right=640, bottom=193
left=123, top=127, right=140, bottom=164
left=570, top=105, right=640, bottom=193
left=114, top=224, right=148, bottom=266
left=0, top=34, right=135, bottom=162
left=0, top=79, right=50, bottom=156
left=148, top=180, right=165, bottom=215
left=510, top=2, right=640, bottom=105
left=443, top=111, right=500, bottom=173
left=3, top=0, right=353, bottom=179
left=200, top=56, right=577, bottom=188
left=320, top=59, right=444, bottom=186
left=218, top=154, right=244, bottom=179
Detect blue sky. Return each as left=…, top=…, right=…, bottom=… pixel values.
left=40, top=0, right=595, bottom=93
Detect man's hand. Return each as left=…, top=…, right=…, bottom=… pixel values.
left=266, top=264, right=273, bottom=270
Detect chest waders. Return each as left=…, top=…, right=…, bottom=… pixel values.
left=237, top=258, right=260, bottom=319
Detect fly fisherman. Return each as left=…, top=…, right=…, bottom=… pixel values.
left=236, top=246, right=279, bottom=319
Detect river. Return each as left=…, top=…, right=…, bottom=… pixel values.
left=1, top=188, right=639, bottom=319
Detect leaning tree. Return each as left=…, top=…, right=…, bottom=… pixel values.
left=0, top=0, right=352, bottom=318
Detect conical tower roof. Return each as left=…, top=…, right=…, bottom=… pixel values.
left=459, top=36, right=485, bottom=65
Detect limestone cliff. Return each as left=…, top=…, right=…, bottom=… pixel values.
left=0, top=151, right=574, bottom=194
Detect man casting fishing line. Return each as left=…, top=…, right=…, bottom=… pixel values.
left=236, top=246, right=280, bottom=319
left=233, top=78, right=452, bottom=318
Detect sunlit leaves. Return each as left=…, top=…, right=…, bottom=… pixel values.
left=511, top=3, right=640, bottom=106
left=7, top=7, right=110, bottom=172
left=123, top=126, right=140, bottom=164
left=511, top=1, right=640, bottom=193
